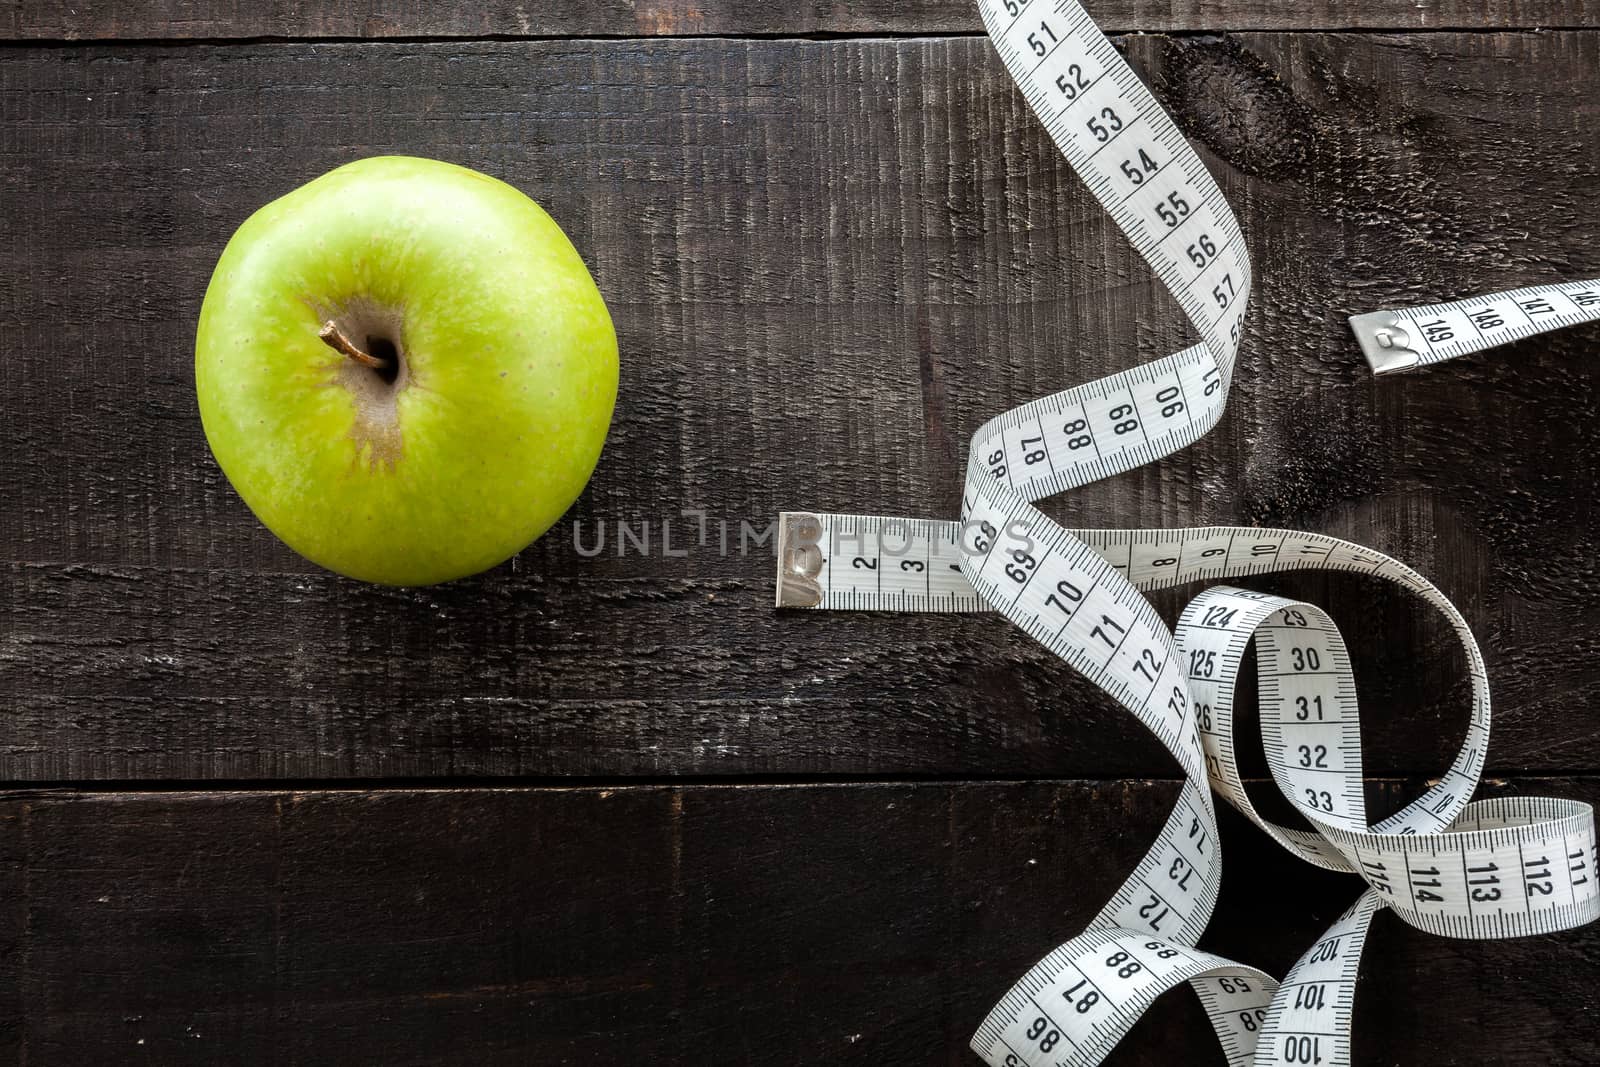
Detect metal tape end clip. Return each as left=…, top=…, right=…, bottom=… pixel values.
left=774, top=512, right=825, bottom=609
left=1348, top=310, right=1423, bottom=376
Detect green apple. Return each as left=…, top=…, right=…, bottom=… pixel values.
left=195, top=156, right=618, bottom=585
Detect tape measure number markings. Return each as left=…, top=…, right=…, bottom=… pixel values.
left=772, top=0, right=1600, bottom=1064
left=1351, top=279, right=1600, bottom=375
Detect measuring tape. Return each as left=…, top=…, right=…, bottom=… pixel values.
left=1351, top=280, right=1600, bottom=375
left=772, top=2, right=1600, bottom=1063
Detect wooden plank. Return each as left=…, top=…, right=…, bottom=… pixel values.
left=3, top=33, right=1598, bottom=781
left=0, top=559, right=1583, bottom=781
left=4, top=0, right=1599, bottom=39
left=0, top=778, right=1595, bottom=1064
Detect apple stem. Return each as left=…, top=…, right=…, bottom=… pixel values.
left=319, top=321, right=390, bottom=371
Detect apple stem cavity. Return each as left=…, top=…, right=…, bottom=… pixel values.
left=319, top=321, right=392, bottom=374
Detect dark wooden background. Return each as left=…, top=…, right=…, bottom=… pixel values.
left=4, top=1, right=1600, bottom=1063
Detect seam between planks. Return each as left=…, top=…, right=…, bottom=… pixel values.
left=2, top=25, right=1599, bottom=50
left=0, top=772, right=1596, bottom=795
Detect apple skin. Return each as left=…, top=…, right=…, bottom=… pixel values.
left=196, top=156, right=618, bottom=586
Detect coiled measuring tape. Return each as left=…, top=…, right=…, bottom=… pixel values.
left=772, top=2, right=1600, bottom=1064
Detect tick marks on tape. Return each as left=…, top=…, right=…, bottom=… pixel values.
left=1351, top=280, right=1600, bottom=375
left=776, top=513, right=1017, bottom=612
left=773, top=1, right=1600, bottom=1064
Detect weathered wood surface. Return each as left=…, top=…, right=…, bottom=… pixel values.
left=4, top=8, right=1599, bottom=1066
left=2, top=33, right=1598, bottom=781
left=0, top=777, right=1594, bottom=1065
left=5, top=0, right=1599, bottom=39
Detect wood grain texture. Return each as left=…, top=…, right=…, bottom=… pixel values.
left=4, top=14, right=1597, bottom=1067
left=2, top=32, right=1598, bottom=781
left=4, top=0, right=1599, bottom=39
left=0, top=777, right=1593, bottom=1065
left=0, top=560, right=1553, bottom=780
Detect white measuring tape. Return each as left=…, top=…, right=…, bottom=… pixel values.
left=772, top=2, right=1600, bottom=1063
left=1351, top=281, right=1600, bottom=376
